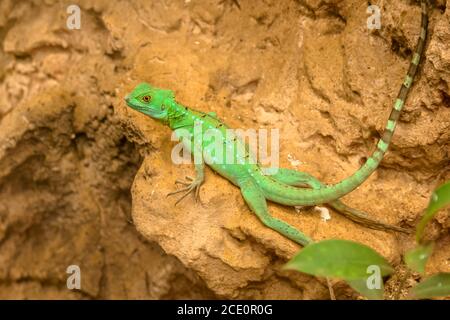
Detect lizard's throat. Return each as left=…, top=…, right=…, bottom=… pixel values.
left=167, top=104, right=190, bottom=129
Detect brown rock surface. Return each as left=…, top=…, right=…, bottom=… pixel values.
left=0, top=0, right=448, bottom=299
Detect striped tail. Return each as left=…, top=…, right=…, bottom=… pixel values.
left=356, top=0, right=429, bottom=178
left=303, top=1, right=429, bottom=204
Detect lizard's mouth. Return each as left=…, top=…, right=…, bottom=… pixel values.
left=124, top=98, right=166, bottom=119
left=124, top=97, right=142, bottom=111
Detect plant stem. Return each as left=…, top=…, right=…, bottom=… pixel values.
left=326, top=277, right=336, bottom=300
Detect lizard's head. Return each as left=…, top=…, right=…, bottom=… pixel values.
left=124, top=82, right=174, bottom=122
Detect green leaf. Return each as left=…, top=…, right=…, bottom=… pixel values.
left=284, top=239, right=394, bottom=280
left=416, top=181, right=450, bottom=243
left=404, top=242, right=434, bottom=274
left=347, top=278, right=385, bottom=300
left=410, top=273, right=450, bottom=299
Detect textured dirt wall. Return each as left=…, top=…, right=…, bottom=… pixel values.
left=0, top=0, right=449, bottom=299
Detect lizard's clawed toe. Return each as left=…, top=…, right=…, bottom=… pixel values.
left=167, top=177, right=203, bottom=205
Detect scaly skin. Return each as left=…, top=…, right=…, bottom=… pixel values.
left=125, top=2, right=428, bottom=246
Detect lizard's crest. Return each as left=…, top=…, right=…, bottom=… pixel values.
left=125, top=82, right=174, bottom=122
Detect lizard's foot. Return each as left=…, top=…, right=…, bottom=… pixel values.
left=167, top=176, right=202, bottom=205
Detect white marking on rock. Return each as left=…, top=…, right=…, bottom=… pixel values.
left=294, top=206, right=306, bottom=213
left=287, top=153, right=302, bottom=167
left=315, top=206, right=331, bottom=222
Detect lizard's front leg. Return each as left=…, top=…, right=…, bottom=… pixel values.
left=240, top=179, right=313, bottom=246
left=268, top=168, right=410, bottom=234
left=167, top=123, right=206, bottom=205
left=167, top=163, right=205, bottom=205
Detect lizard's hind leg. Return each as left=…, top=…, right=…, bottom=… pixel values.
left=268, top=168, right=410, bottom=234
left=240, top=180, right=313, bottom=246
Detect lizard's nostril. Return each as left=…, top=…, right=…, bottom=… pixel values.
left=125, top=95, right=130, bottom=102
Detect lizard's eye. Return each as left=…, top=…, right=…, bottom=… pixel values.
left=142, top=95, right=151, bottom=102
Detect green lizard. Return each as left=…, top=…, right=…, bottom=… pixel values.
left=125, top=1, right=428, bottom=246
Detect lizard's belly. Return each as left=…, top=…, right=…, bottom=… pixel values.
left=207, top=162, right=247, bottom=186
